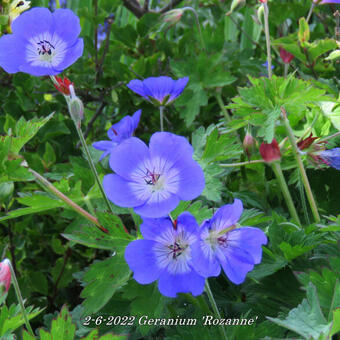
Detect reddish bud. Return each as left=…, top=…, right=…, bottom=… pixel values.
left=54, top=76, right=73, bottom=96
left=259, top=139, right=281, bottom=162
left=0, top=259, right=11, bottom=295
left=297, top=133, right=319, bottom=150
left=279, top=47, right=294, bottom=64
left=259, top=0, right=267, bottom=3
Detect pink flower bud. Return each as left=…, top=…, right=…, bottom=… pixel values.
left=279, top=47, right=294, bottom=64
left=162, top=9, right=184, bottom=25
left=0, top=259, right=11, bottom=295
left=259, top=139, right=281, bottom=162
left=243, top=132, right=255, bottom=159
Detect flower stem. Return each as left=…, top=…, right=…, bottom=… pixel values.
left=281, top=107, right=320, bottom=223
left=220, top=159, right=264, bottom=167
left=75, top=122, right=115, bottom=215
left=263, top=2, right=272, bottom=79
left=8, top=261, right=35, bottom=337
left=271, top=162, right=301, bottom=226
left=205, top=281, right=228, bottom=340
left=306, top=2, right=315, bottom=23
left=215, top=92, right=231, bottom=122
left=284, top=63, right=289, bottom=78
left=159, top=106, right=164, bottom=132
left=27, top=167, right=107, bottom=232
left=182, top=7, right=206, bottom=52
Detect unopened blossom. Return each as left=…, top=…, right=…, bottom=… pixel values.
left=0, top=259, right=11, bottom=295
left=163, top=9, right=184, bottom=24
left=279, top=47, right=294, bottom=64
left=259, top=139, right=281, bottom=162
left=191, top=199, right=267, bottom=284
left=243, top=131, right=255, bottom=159
left=53, top=76, right=73, bottom=95
left=103, top=132, right=205, bottom=218
left=127, top=76, right=189, bottom=106
left=0, top=7, right=83, bottom=76
left=93, top=110, right=142, bottom=161
left=124, top=213, right=205, bottom=297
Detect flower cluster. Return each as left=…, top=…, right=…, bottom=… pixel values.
left=125, top=200, right=267, bottom=297
left=97, top=76, right=267, bottom=298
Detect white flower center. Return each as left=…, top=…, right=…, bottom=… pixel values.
left=26, top=32, right=67, bottom=68
left=153, top=225, right=196, bottom=274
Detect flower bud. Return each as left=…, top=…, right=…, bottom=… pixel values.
left=259, top=139, right=281, bottom=162
left=68, top=95, right=84, bottom=124
left=0, top=259, right=11, bottom=296
left=162, top=9, right=184, bottom=24
left=279, top=47, right=294, bottom=64
left=243, top=132, right=255, bottom=159
left=257, top=5, right=265, bottom=25
left=226, top=0, right=246, bottom=16
left=54, top=76, right=73, bottom=96
left=297, top=133, right=318, bottom=151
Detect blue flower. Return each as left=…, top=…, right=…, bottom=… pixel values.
left=191, top=199, right=267, bottom=284
left=92, top=110, right=141, bottom=161
left=124, top=213, right=205, bottom=297
left=319, top=148, right=340, bottom=170
left=126, top=76, right=189, bottom=106
left=103, top=132, right=205, bottom=218
left=0, top=7, right=83, bottom=76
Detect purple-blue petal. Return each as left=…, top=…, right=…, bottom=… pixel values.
left=149, top=132, right=194, bottom=167
left=142, top=76, right=175, bottom=104
left=134, top=192, right=180, bottom=218
left=125, top=239, right=163, bottom=284
left=52, top=9, right=81, bottom=45
left=320, top=148, right=340, bottom=170
left=191, top=237, right=221, bottom=278
left=92, top=140, right=116, bottom=160
left=0, top=35, right=25, bottom=73
left=227, top=227, right=267, bottom=264
left=131, top=109, right=142, bottom=131
left=140, top=217, right=174, bottom=241
left=177, top=212, right=199, bottom=235
left=217, top=246, right=255, bottom=284
left=126, top=79, right=148, bottom=98
left=52, top=38, right=84, bottom=72
left=103, top=174, right=146, bottom=207
left=108, top=137, right=149, bottom=180
left=11, top=8, right=53, bottom=41
left=210, top=199, right=243, bottom=232
left=175, top=159, right=205, bottom=200
left=168, top=77, right=189, bottom=103
left=158, top=269, right=205, bottom=298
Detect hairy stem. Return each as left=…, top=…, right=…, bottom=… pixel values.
left=220, top=159, right=264, bottom=167
left=271, top=162, right=301, bottom=226
left=9, top=260, right=35, bottom=337
left=281, top=107, right=320, bottom=223
left=159, top=105, right=165, bottom=132
left=263, top=2, right=272, bottom=78
left=27, top=168, right=107, bottom=232
left=306, top=2, right=315, bottom=23
left=205, top=281, right=228, bottom=340
left=182, top=7, right=206, bottom=52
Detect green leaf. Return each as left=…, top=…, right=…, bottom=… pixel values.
left=80, top=255, right=131, bottom=314
left=267, top=283, right=332, bottom=340
left=325, top=49, right=340, bottom=61
left=309, top=39, right=338, bottom=62
left=0, top=303, right=42, bottom=337
left=319, top=101, right=340, bottom=131
left=38, top=306, right=76, bottom=340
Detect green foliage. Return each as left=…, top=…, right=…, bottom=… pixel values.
left=0, top=303, right=42, bottom=338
